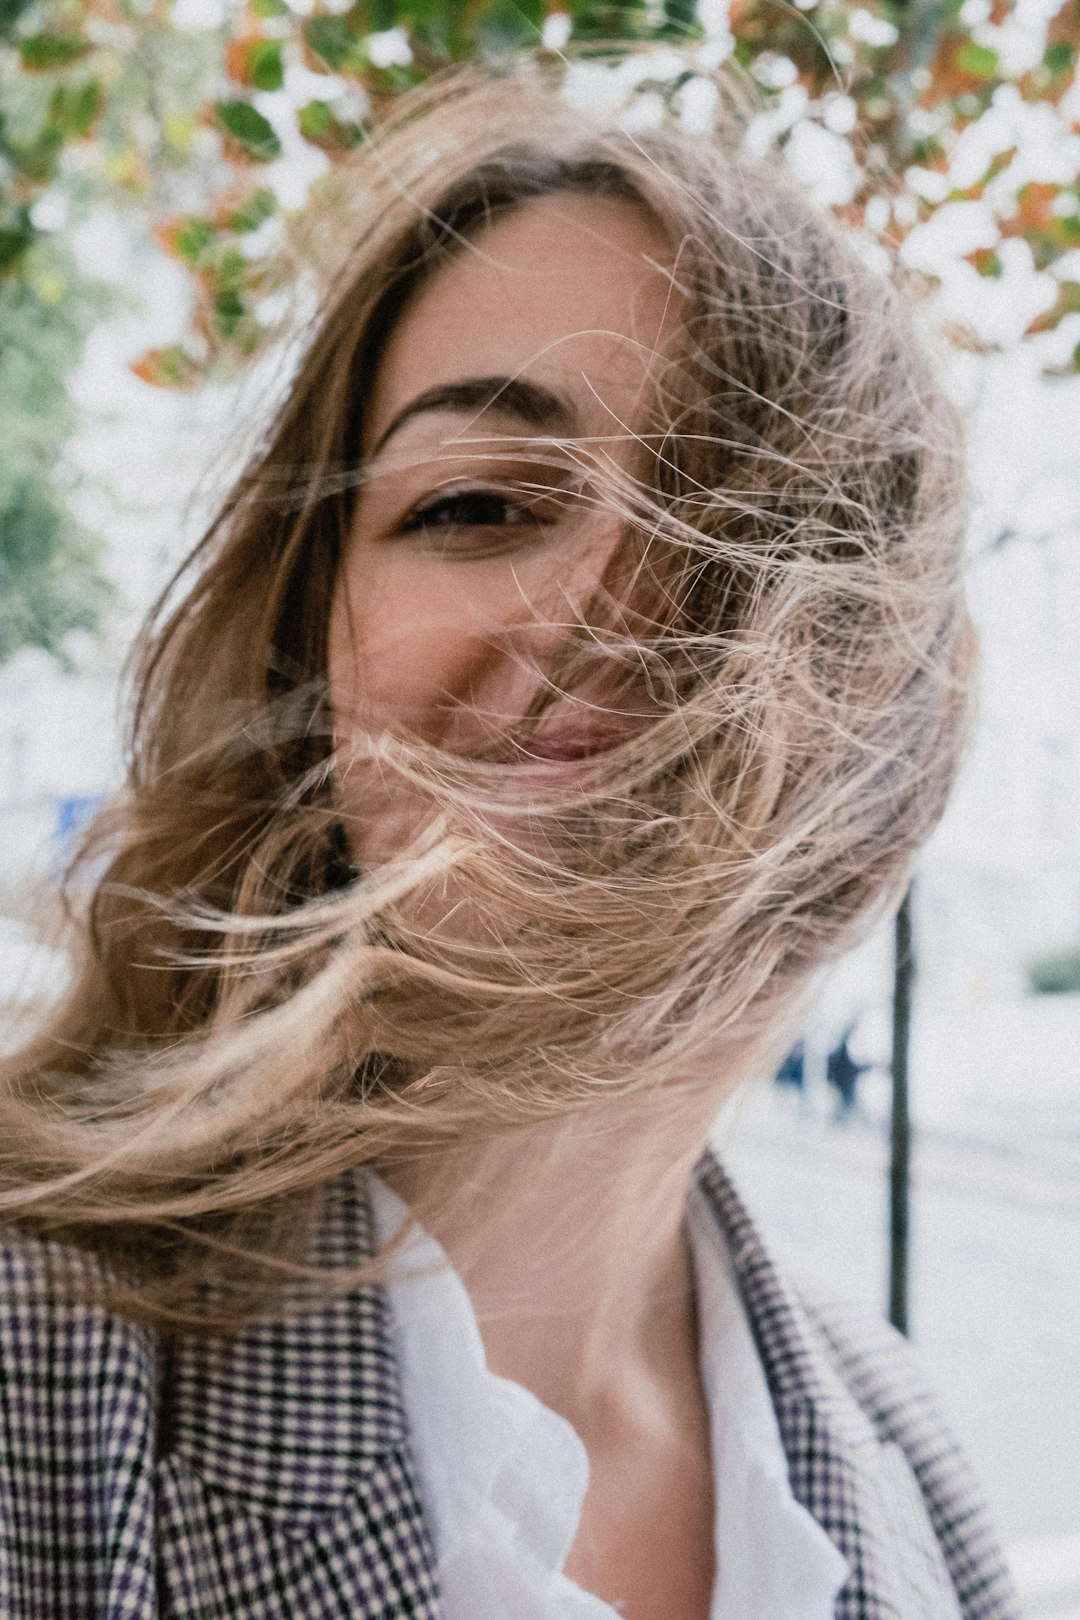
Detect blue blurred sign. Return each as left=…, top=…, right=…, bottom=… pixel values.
left=53, top=794, right=103, bottom=857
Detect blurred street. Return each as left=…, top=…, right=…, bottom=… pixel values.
left=720, top=993, right=1080, bottom=1616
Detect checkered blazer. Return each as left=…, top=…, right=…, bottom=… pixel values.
left=0, top=1149, right=1020, bottom=1619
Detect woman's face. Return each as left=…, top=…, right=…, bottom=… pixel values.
left=328, top=192, right=677, bottom=861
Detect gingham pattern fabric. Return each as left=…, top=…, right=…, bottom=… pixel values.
left=0, top=1151, right=1019, bottom=1619
left=695, top=1153, right=1021, bottom=1620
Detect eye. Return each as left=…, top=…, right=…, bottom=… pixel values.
left=398, top=485, right=552, bottom=553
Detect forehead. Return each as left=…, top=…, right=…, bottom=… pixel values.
left=366, top=192, right=678, bottom=448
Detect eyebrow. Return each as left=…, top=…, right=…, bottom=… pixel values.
left=371, top=375, right=577, bottom=457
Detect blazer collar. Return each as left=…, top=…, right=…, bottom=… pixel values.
left=162, top=1166, right=409, bottom=1520
left=162, top=1150, right=964, bottom=1618
left=695, top=1148, right=965, bottom=1620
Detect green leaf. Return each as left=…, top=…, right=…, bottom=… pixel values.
left=216, top=246, right=247, bottom=282
left=386, top=0, right=471, bottom=59
left=18, top=32, right=91, bottom=70
left=565, top=0, right=652, bottom=43
left=214, top=285, right=246, bottom=335
left=478, top=0, right=545, bottom=52
left=7, top=125, right=64, bottom=185
left=175, top=217, right=215, bottom=262
left=298, top=98, right=335, bottom=140
left=1043, top=41, right=1074, bottom=75
left=250, top=0, right=289, bottom=15
left=248, top=38, right=284, bottom=92
left=226, top=187, right=277, bottom=232
left=0, top=0, right=38, bottom=35
left=657, top=0, right=703, bottom=38
left=305, top=14, right=362, bottom=71
left=298, top=98, right=366, bottom=149
left=367, top=60, right=424, bottom=91
left=954, top=41, right=999, bottom=80
left=48, top=79, right=102, bottom=138
left=0, top=479, right=113, bottom=666
left=365, top=0, right=398, bottom=28
left=215, top=99, right=282, bottom=160
left=663, top=0, right=699, bottom=29
left=0, top=213, right=34, bottom=272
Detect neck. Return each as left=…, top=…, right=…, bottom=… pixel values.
left=381, top=1091, right=722, bottom=1437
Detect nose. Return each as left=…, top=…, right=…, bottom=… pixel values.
left=425, top=613, right=572, bottom=753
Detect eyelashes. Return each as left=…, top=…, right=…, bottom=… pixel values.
left=396, top=480, right=571, bottom=558
left=401, top=486, right=544, bottom=533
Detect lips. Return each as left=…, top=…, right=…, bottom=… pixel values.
left=522, top=725, right=630, bottom=762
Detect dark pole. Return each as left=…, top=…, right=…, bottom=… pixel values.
left=889, top=885, right=915, bottom=1335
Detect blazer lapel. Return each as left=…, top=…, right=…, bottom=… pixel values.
left=155, top=1168, right=441, bottom=1619
left=695, top=1149, right=965, bottom=1620
left=149, top=1145, right=971, bottom=1620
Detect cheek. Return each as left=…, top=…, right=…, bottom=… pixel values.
left=327, top=571, right=445, bottom=865
left=326, top=520, right=632, bottom=748
left=327, top=554, right=524, bottom=739
left=329, top=573, right=449, bottom=734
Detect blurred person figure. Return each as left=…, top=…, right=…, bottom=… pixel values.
left=826, top=1026, right=870, bottom=1121
left=775, top=1037, right=806, bottom=1092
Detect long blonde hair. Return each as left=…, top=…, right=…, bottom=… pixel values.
left=0, top=70, right=972, bottom=1327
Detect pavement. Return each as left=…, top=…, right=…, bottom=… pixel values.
left=718, top=1065, right=1080, bottom=1616
left=1007, top=1533, right=1080, bottom=1619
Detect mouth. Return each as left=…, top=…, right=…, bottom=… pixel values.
left=520, top=725, right=632, bottom=762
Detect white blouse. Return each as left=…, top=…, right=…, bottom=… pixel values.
left=368, top=1175, right=849, bottom=1620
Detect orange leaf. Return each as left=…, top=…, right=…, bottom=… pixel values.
left=1046, top=0, right=1080, bottom=47
left=131, top=345, right=200, bottom=389
left=226, top=34, right=259, bottom=85
left=153, top=218, right=186, bottom=259
left=921, top=33, right=999, bottom=106
left=967, top=246, right=1003, bottom=277
left=728, top=0, right=759, bottom=33
left=210, top=186, right=247, bottom=228
left=1025, top=279, right=1080, bottom=336
left=1015, top=181, right=1059, bottom=230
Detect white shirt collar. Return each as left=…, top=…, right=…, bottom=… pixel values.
left=685, top=1183, right=850, bottom=1616
left=369, top=1172, right=848, bottom=1620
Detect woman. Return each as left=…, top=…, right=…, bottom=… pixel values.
left=0, top=71, right=1017, bottom=1619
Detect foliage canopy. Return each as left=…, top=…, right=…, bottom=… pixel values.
left=0, top=258, right=114, bottom=665
left=0, top=0, right=1077, bottom=663
left=2, top=0, right=1078, bottom=382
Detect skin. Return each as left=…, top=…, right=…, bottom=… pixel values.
left=329, top=192, right=677, bottom=864
left=329, top=195, right=718, bottom=1620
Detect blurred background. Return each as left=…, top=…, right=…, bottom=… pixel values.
left=1, top=0, right=1078, bottom=1609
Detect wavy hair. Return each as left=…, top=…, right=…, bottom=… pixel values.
left=0, top=70, right=973, bottom=1327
